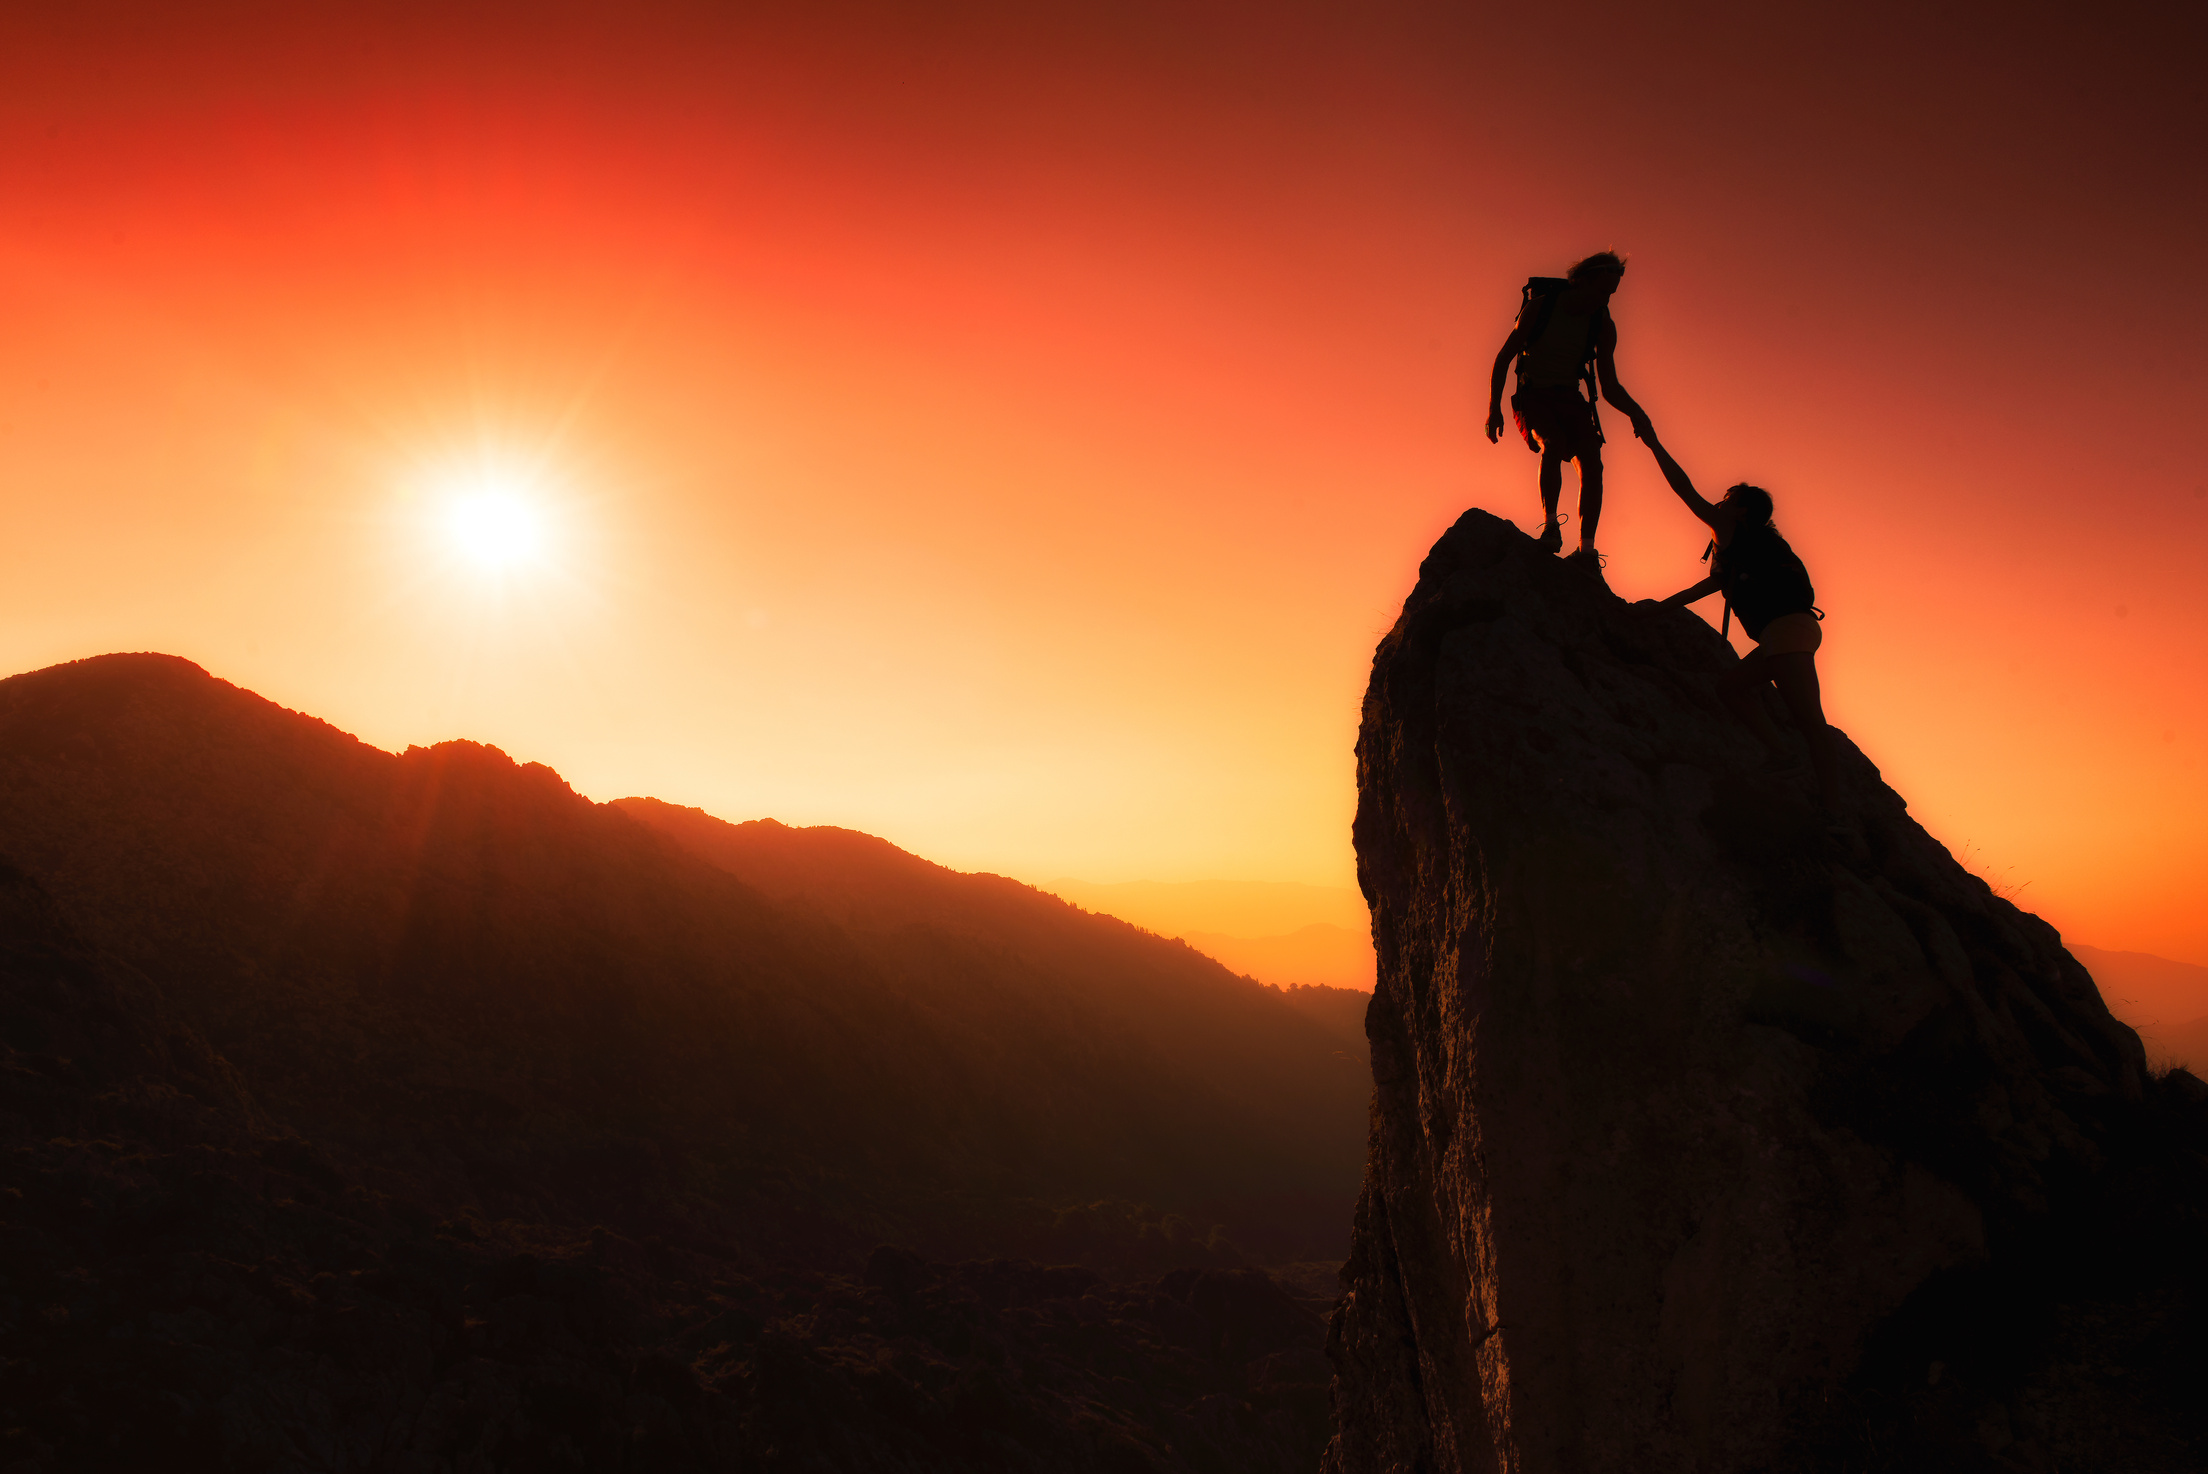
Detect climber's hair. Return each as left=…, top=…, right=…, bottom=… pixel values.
left=1567, top=250, right=1626, bottom=282
left=1724, top=484, right=1774, bottom=527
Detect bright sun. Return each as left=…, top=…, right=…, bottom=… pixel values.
left=447, top=489, right=546, bottom=568
left=431, top=460, right=553, bottom=572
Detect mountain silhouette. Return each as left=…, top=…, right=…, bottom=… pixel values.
left=607, top=796, right=1371, bottom=1246
left=1325, top=512, right=2208, bottom=1474
left=0, top=652, right=1364, bottom=1470
left=1269, top=982, right=1372, bottom=1067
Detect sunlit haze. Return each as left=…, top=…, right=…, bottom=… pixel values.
left=2, top=1, right=2203, bottom=964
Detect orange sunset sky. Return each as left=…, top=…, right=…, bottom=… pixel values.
left=3, top=2, right=2205, bottom=965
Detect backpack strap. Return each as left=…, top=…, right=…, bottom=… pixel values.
left=1583, top=309, right=1610, bottom=393
left=1704, top=538, right=1731, bottom=638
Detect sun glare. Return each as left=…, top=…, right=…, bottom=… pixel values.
left=421, top=456, right=558, bottom=573
left=447, top=488, right=546, bottom=568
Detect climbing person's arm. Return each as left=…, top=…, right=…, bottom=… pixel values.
left=1641, top=431, right=1721, bottom=528
left=1663, top=573, right=1724, bottom=607
left=1593, top=317, right=1652, bottom=441
left=1485, top=329, right=1521, bottom=444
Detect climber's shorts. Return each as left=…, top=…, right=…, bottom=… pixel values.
left=1513, top=385, right=1602, bottom=462
left=1755, top=611, right=1823, bottom=656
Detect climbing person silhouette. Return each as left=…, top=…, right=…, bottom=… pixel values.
left=1484, top=251, right=1652, bottom=572
left=1639, top=424, right=1841, bottom=815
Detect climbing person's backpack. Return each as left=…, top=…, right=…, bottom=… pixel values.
left=1705, top=523, right=1818, bottom=641
left=1508, top=276, right=1605, bottom=452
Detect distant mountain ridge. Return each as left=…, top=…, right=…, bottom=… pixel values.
left=0, top=653, right=1365, bottom=1258
left=611, top=795, right=1370, bottom=1226
left=0, top=652, right=1365, bottom=1469
left=2073, top=942, right=2208, bottom=1074
left=1269, top=982, right=1371, bottom=1067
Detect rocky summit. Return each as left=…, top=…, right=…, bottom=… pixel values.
left=1324, top=511, right=2208, bottom=1473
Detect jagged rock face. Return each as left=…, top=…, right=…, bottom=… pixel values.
left=1324, top=510, right=2158, bottom=1473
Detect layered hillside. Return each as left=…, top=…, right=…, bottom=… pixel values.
left=0, top=653, right=1367, bottom=1471
left=614, top=796, right=1369, bottom=1226
left=1326, top=512, right=2208, bottom=1473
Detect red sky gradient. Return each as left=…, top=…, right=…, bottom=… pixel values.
left=3, top=1, right=2205, bottom=963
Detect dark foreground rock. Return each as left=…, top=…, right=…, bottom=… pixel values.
left=1325, top=511, right=2208, bottom=1473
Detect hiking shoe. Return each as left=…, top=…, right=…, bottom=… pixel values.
left=1562, top=547, right=1607, bottom=577
left=1537, top=523, right=1563, bottom=554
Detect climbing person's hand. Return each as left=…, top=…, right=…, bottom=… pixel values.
left=1484, top=406, right=1506, bottom=443
left=1630, top=410, right=1655, bottom=443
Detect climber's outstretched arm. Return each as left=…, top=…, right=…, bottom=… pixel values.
left=1594, top=318, right=1651, bottom=439
left=1485, top=330, right=1522, bottom=444
left=1664, top=574, right=1723, bottom=607
left=1643, top=432, right=1720, bottom=527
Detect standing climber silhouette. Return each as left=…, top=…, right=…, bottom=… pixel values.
left=1484, top=251, right=1652, bottom=573
left=1638, top=425, right=1841, bottom=815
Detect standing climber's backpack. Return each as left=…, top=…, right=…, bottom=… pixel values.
left=1508, top=276, right=1605, bottom=452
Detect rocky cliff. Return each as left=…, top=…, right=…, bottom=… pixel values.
left=1325, top=511, right=2208, bottom=1472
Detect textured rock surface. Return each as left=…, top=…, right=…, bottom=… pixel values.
left=1324, top=511, right=2207, bottom=1473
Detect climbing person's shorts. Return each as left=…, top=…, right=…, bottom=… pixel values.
left=1755, top=611, right=1823, bottom=655
left=1512, top=384, right=1602, bottom=461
